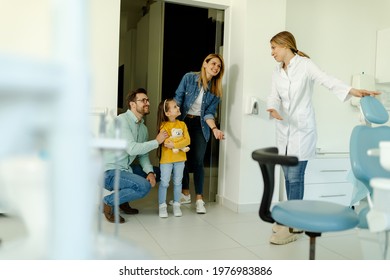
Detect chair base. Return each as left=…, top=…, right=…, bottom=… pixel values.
left=306, top=232, right=321, bottom=260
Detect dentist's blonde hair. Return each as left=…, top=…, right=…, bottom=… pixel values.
left=271, top=31, right=310, bottom=59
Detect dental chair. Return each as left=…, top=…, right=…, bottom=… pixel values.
left=252, top=147, right=359, bottom=260
left=349, top=96, right=390, bottom=259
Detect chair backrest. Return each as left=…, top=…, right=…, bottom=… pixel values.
left=360, top=96, right=389, bottom=125
left=350, top=96, right=390, bottom=194
left=251, top=147, right=298, bottom=223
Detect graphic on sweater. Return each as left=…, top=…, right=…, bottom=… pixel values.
left=168, top=128, right=190, bottom=154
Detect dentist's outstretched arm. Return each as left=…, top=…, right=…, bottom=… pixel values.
left=267, top=109, right=283, bottom=120
left=349, top=88, right=381, bottom=97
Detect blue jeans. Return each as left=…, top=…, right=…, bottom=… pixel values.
left=103, top=164, right=160, bottom=207
left=282, top=161, right=308, bottom=200
left=158, top=161, right=185, bottom=204
left=183, top=116, right=208, bottom=195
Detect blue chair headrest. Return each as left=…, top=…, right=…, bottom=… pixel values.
left=350, top=125, right=390, bottom=194
left=360, top=96, right=389, bottom=124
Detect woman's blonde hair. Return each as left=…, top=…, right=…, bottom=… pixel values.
left=270, top=31, right=310, bottom=58
left=197, top=53, right=225, bottom=97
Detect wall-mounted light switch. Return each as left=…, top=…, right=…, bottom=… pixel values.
left=252, top=98, right=258, bottom=115
left=247, top=97, right=260, bottom=115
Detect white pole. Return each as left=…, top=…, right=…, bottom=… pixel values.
left=49, top=0, right=94, bottom=259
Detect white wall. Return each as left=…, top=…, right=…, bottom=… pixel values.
left=0, top=0, right=52, bottom=59
left=3, top=0, right=390, bottom=214
left=286, top=0, right=390, bottom=153
left=89, top=0, right=121, bottom=118
left=218, top=0, right=287, bottom=211
left=0, top=0, right=121, bottom=132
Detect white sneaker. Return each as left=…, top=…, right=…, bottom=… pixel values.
left=173, top=202, right=182, bottom=217
left=273, top=223, right=303, bottom=234
left=169, top=193, right=191, bottom=205
left=196, top=199, right=206, bottom=214
left=159, top=203, right=168, bottom=218
left=269, top=225, right=301, bottom=245
left=272, top=223, right=284, bottom=233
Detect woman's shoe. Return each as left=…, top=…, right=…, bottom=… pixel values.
left=269, top=226, right=301, bottom=245
left=272, top=223, right=303, bottom=233
left=196, top=199, right=206, bottom=214
left=169, top=193, right=191, bottom=205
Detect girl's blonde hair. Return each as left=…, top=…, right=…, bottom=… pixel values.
left=197, top=53, right=225, bottom=97
left=156, top=98, right=173, bottom=134
left=270, top=31, right=310, bottom=58
left=156, top=98, right=174, bottom=159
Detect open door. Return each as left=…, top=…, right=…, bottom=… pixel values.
left=125, top=1, right=224, bottom=202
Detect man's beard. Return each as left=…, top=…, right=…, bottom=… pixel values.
left=137, top=106, right=150, bottom=116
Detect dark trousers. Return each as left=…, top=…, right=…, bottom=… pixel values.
left=182, top=116, right=208, bottom=196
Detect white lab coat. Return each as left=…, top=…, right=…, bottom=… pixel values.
left=267, top=55, right=352, bottom=160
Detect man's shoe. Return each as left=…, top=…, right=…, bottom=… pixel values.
left=269, top=226, right=300, bottom=245
left=196, top=199, right=206, bottom=214
left=119, top=202, right=139, bottom=215
left=103, top=203, right=125, bottom=223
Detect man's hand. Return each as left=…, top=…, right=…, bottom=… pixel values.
left=156, top=130, right=169, bottom=144
left=146, top=172, right=157, bottom=187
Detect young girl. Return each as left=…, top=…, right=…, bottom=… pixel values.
left=157, top=99, right=190, bottom=218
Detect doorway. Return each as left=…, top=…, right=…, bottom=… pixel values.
left=161, top=3, right=224, bottom=202
left=119, top=1, right=224, bottom=202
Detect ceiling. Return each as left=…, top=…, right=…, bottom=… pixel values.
left=121, top=0, right=147, bottom=13
left=121, top=0, right=150, bottom=29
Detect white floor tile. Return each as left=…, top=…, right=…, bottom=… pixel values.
left=171, top=247, right=261, bottom=260
left=147, top=225, right=241, bottom=255
left=1, top=199, right=389, bottom=260
left=213, top=220, right=273, bottom=247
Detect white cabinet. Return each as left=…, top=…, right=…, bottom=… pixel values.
left=303, top=154, right=354, bottom=206
left=376, top=27, right=390, bottom=84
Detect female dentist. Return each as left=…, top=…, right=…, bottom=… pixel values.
left=266, top=31, right=380, bottom=245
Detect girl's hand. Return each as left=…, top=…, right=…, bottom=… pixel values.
left=267, top=109, right=283, bottom=120
left=164, top=139, right=174, bottom=149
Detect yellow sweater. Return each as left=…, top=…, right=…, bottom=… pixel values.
left=159, top=120, right=190, bottom=164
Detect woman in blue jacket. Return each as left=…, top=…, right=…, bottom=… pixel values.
left=174, top=53, right=225, bottom=214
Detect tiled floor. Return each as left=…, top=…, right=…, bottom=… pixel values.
left=1, top=185, right=389, bottom=260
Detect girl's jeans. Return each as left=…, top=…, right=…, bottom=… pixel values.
left=159, top=161, right=185, bottom=205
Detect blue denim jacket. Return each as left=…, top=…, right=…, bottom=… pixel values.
left=174, top=72, right=221, bottom=142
